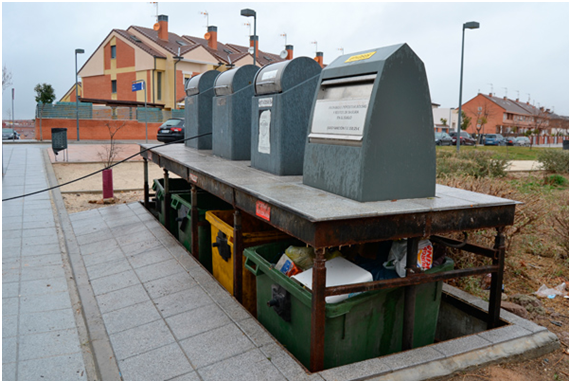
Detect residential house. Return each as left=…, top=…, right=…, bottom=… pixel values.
left=432, top=104, right=459, bottom=133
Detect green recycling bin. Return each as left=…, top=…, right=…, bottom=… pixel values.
left=152, top=178, right=191, bottom=239
left=170, top=192, right=232, bottom=273
left=244, top=240, right=454, bottom=370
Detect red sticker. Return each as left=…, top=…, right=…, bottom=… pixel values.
left=189, top=173, right=198, bottom=183
left=256, top=201, right=271, bottom=221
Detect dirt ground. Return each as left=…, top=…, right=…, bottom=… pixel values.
left=53, top=158, right=569, bottom=381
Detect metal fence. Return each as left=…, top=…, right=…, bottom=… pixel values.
left=37, top=102, right=184, bottom=123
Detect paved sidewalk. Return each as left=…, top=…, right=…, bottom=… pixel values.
left=2, top=145, right=89, bottom=380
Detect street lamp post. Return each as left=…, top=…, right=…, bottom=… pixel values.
left=240, top=8, right=257, bottom=66
left=174, top=48, right=183, bottom=111
left=456, top=21, right=479, bottom=153
left=75, top=48, right=85, bottom=141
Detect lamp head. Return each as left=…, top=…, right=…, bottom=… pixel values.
left=75, top=48, right=85, bottom=54
left=240, top=8, right=256, bottom=18
left=463, top=21, right=480, bottom=29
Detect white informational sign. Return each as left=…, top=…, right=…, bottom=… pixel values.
left=261, top=70, right=278, bottom=81
left=258, top=97, right=273, bottom=108
left=310, top=99, right=369, bottom=138
left=258, top=110, right=271, bottom=154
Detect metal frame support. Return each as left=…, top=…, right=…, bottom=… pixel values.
left=233, top=210, right=244, bottom=303
left=143, top=158, right=150, bottom=209
left=191, top=185, right=199, bottom=258
left=402, top=237, right=420, bottom=351
left=163, top=169, right=170, bottom=232
left=310, top=248, right=327, bottom=372
left=488, top=227, right=505, bottom=329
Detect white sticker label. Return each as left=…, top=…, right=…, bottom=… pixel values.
left=258, top=110, right=271, bottom=154
left=258, top=97, right=273, bottom=108
left=261, top=70, right=278, bottom=81
left=310, top=99, right=369, bottom=137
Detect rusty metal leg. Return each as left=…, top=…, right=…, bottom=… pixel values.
left=143, top=158, right=150, bottom=210
left=191, top=185, right=199, bottom=259
left=233, top=210, right=243, bottom=303
left=402, top=237, right=420, bottom=351
left=163, top=169, right=170, bottom=233
left=488, top=227, right=505, bottom=329
left=310, top=248, right=326, bottom=372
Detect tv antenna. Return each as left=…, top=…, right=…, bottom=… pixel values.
left=280, top=33, right=287, bottom=46
left=310, top=41, right=318, bottom=54
left=502, top=87, right=508, bottom=98
left=487, top=83, right=493, bottom=95
left=244, top=22, right=251, bottom=36
left=338, top=47, right=344, bottom=55
left=150, top=2, right=158, bottom=22
left=200, top=11, right=209, bottom=27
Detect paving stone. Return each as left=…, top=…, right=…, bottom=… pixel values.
left=95, top=283, right=150, bottom=314
left=110, top=222, right=149, bottom=239
left=166, top=303, right=232, bottom=340
left=477, top=324, right=532, bottom=344
left=500, top=309, right=547, bottom=334
left=379, top=346, right=445, bottom=371
left=168, top=371, right=202, bottom=381
left=2, top=336, right=17, bottom=363
left=21, top=234, right=61, bottom=247
left=179, top=322, right=256, bottom=369
left=105, top=215, right=143, bottom=229
left=18, top=328, right=82, bottom=361
left=20, top=291, right=73, bottom=314
left=22, top=219, right=56, bottom=231
left=198, top=347, right=285, bottom=381
left=319, top=356, right=392, bottom=381
left=109, top=319, right=176, bottom=361
left=20, top=264, right=66, bottom=282
left=118, top=343, right=194, bottom=381
left=1, top=264, right=21, bottom=283
left=21, top=242, right=61, bottom=257
left=2, top=315, right=18, bottom=338
left=19, top=308, right=77, bottom=335
left=153, top=285, right=212, bottom=318
left=144, top=271, right=195, bottom=300
left=74, top=230, right=114, bottom=247
left=17, top=352, right=87, bottom=381
left=20, top=277, right=68, bottom=296
left=81, top=247, right=125, bottom=268
left=431, top=334, right=492, bottom=357
left=21, top=227, right=58, bottom=238
left=79, top=238, right=120, bottom=256
left=260, top=342, right=322, bottom=381
left=2, top=237, right=22, bottom=249
left=102, top=300, right=162, bottom=335
left=2, top=362, right=16, bottom=381
left=213, top=291, right=252, bottom=322
left=127, top=245, right=174, bottom=269
left=135, top=259, right=184, bottom=283
left=21, top=253, right=63, bottom=268
left=238, top=317, right=276, bottom=348
left=114, top=228, right=155, bottom=248
left=2, top=246, right=21, bottom=261
left=2, top=297, right=19, bottom=317
left=85, top=257, right=132, bottom=280
left=90, top=269, right=140, bottom=296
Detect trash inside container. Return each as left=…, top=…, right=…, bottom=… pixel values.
left=152, top=178, right=191, bottom=238
left=244, top=240, right=454, bottom=370
left=205, top=210, right=291, bottom=316
left=170, top=192, right=232, bottom=273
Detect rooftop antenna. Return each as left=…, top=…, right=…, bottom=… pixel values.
left=310, top=41, right=318, bottom=54
left=149, top=2, right=158, bottom=22
left=488, top=83, right=493, bottom=95
left=200, top=11, right=209, bottom=27
left=515, top=90, right=520, bottom=100
left=527, top=93, right=531, bottom=103
left=502, top=87, right=508, bottom=98
left=280, top=33, right=287, bottom=47
left=244, top=22, right=251, bottom=36
left=338, top=47, right=344, bottom=55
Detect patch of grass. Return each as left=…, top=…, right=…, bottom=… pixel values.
left=537, top=150, right=570, bottom=173
left=437, top=145, right=561, bottom=161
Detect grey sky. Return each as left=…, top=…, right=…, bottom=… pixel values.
left=2, top=2, right=569, bottom=120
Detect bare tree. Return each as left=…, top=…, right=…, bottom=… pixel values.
left=466, top=103, right=495, bottom=145
left=2, top=65, right=12, bottom=92
left=525, top=107, right=551, bottom=149
left=98, top=121, right=127, bottom=168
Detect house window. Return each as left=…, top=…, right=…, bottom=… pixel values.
left=157, top=72, right=162, bottom=100
left=111, top=45, right=116, bottom=59
left=111, top=80, right=117, bottom=94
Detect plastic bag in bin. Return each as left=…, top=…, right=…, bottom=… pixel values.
left=383, top=239, right=433, bottom=278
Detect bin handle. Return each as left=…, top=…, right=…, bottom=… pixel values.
left=245, top=257, right=262, bottom=276
left=171, top=199, right=180, bottom=209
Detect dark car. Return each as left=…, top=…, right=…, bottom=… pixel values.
left=505, top=137, right=516, bottom=146
left=157, top=118, right=185, bottom=143
left=484, top=134, right=506, bottom=146
left=435, top=132, right=453, bottom=146
left=2, top=128, right=20, bottom=140
left=514, top=136, right=531, bottom=147
left=449, top=131, right=476, bottom=146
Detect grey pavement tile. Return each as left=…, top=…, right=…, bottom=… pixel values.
left=260, top=342, right=321, bottom=381
left=135, top=259, right=184, bottom=283
left=17, top=352, right=87, bottom=381
left=105, top=215, right=143, bottom=230
left=2, top=245, right=21, bottom=260
left=198, top=347, right=285, bottom=381
left=238, top=317, right=277, bottom=348
left=115, top=229, right=159, bottom=249
left=22, top=219, right=56, bottom=230
left=212, top=291, right=252, bottom=323
left=110, top=222, right=150, bottom=239
left=379, top=346, right=445, bottom=371
left=21, top=253, right=63, bottom=268
left=18, top=328, right=82, bottom=361
left=2, top=206, right=24, bottom=217
left=2, top=237, right=22, bottom=249
left=21, top=234, right=61, bottom=248
left=23, top=211, right=56, bottom=224
left=20, top=276, right=68, bottom=296
left=20, top=290, right=73, bottom=314
left=2, top=297, right=19, bottom=317
left=477, top=324, right=532, bottom=344
left=319, top=356, right=391, bottom=381
left=118, top=343, right=194, bottom=381
left=2, top=227, right=23, bottom=239
left=21, top=242, right=61, bottom=257
left=2, top=315, right=18, bottom=338
left=109, top=319, right=176, bottom=361
left=143, top=271, right=196, bottom=300
left=2, top=362, right=16, bottom=381
left=2, top=336, right=17, bottom=364
left=90, top=269, right=140, bottom=296
left=176, top=253, right=201, bottom=272
left=2, top=281, right=19, bottom=298
left=2, top=216, right=23, bottom=228
left=179, top=322, right=256, bottom=369
left=499, top=309, right=547, bottom=334
left=21, top=227, right=58, bottom=238
left=102, top=300, right=162, bottom=335
left=153, top=285, right=213, bottom=318
left=71, top=220, right=107, bottom=237
left=2, top=262, right=21, bottom=283
left=127, top=245, right=174, bottom=269
left=431, top=334, right=492, bottom=357
left=79, top=237, right=119, bottom=256
left=166, top=303, right=232, bottom=341
left=70, top=209, right=101, bottom=222
left=95, top=283, right=150, bottom=314
left=120, top=237, right=164, bottom=256
left=82, top=247, right=125, bottom=268
left=19, top=308, right=77, bottom=335
left=168, top=371, right=201, bottom=381
left=86, top=257, right=132, bottom=280
left=20, top=264, right=66, bottom=282
left=75, top=229, right=114, bottom=247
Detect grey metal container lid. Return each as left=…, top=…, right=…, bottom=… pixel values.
left=254, top=57, right=322, bottom=95
left=185, top=70, right=221, bottom=96
left=214, top=65, right=259, bottom=97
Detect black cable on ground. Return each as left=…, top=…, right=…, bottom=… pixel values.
left=2, top=133, right=211, bottom=202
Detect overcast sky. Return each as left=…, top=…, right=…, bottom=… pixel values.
left=1, top=1, right=569, bottom=120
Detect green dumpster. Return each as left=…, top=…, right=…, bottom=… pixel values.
left=244, top=240, right=454, bottom=370
left=170, top=193, right=232, bottom=273
left=152, top=178, right=191, bottom=239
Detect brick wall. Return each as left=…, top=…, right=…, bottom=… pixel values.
left=35, top=118, right=162, bottom=141
left=116, top=38, right=135, bottom=68
left=117, top=72, right=137, bottom=101
left=83, top=75, right=111, bottom=100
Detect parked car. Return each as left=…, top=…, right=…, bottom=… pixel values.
left=157, top=118, right=185, bottom=143
left=449, top=131, right=476, bottom=146
left=2, top=128, right=20, bottom=140
left=514, top=136, right=531, bottom=147
left=484, top=134, right=506, bottom=146
left=435, top=132, right=453, bottom=146
left=505, top=137, right=516, bottom=146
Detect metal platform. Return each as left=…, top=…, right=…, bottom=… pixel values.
left=139, top=143, right=519, bottom=372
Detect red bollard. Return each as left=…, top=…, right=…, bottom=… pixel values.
left=102, top=168, right=114, bottom=199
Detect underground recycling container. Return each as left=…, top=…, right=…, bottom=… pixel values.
left=170, top=192, right=232, bottom=273
left=205, top=210, right=291, bottom=316
left=244, top=240, right=454, bottom=370
left=152, top=178, right=191, bottom=239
